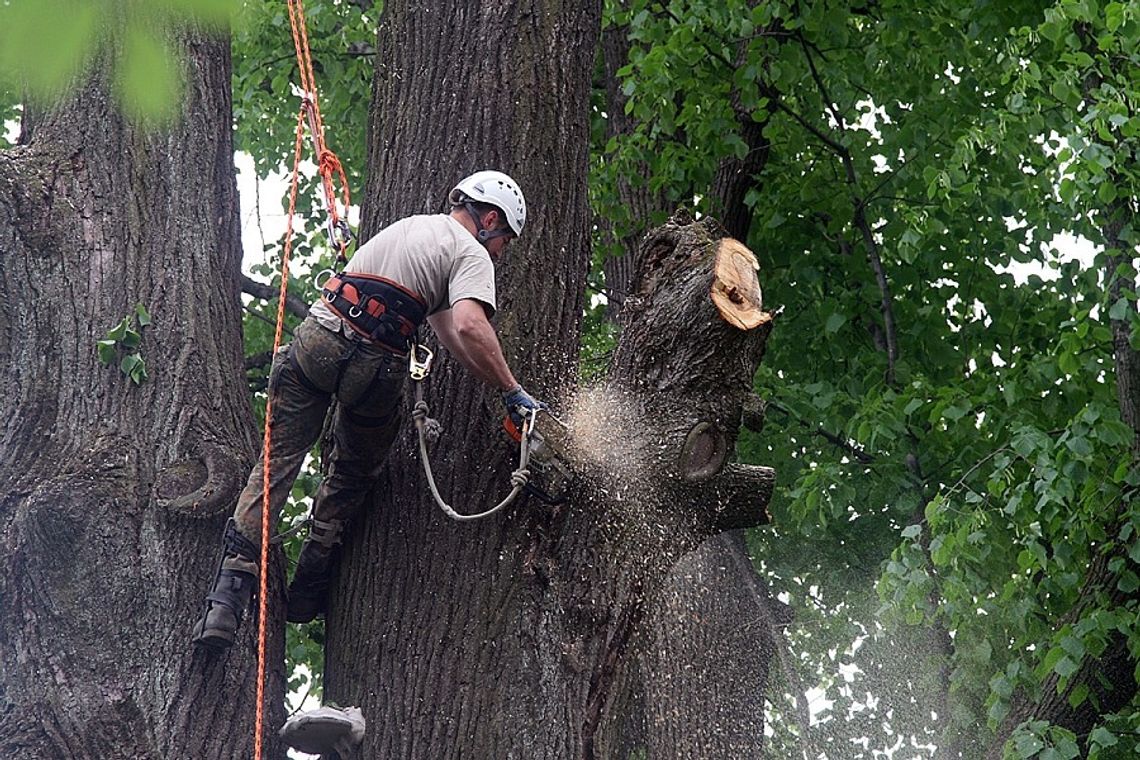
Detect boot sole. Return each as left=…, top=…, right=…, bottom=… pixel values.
left=192, top=625, right=236, bottom=652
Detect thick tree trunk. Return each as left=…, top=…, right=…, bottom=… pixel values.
left=591, top=23, right=788, bottom=756
left=579, top=216, right=775, bottom=760
left=322, top=2, right=601, bottom=758
left=640, top=531, right=790, bottom=758
left=0, top=32, right=286, bottom=760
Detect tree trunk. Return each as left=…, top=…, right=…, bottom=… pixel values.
left=640, top=531, right=790, bottom=758
left=322, top=2, right=602, bottom=758
left=0, top=31, right=286, bottom=760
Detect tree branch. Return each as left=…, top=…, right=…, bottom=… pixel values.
left=243, top=304, right=296, bottom=337
left=767, top=399, right=874, bottom=463
left=241, top=274, right=310, bottom=319
left=797, top=33, right=900, bottom=385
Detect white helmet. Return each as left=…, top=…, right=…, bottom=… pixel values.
left=449, top=170, right=527, bottom=236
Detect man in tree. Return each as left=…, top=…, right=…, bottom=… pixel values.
left=192, top=170, right=546, bottom=652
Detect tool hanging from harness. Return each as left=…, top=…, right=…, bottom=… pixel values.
left=320, top=272, right=427, bottom=354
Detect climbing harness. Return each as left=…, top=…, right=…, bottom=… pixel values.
left=409, top=348, right=535, bottom=521
left=320, top=272, right=427, bottom=353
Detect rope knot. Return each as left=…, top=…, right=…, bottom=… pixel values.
left=318, top=149, right=343, bottom=178
left=510, top=468, right=530, bottom=488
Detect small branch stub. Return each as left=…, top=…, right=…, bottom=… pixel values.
left=679, top=421, right=728, bottom=481
left=710, top=238, right=765, bottom=330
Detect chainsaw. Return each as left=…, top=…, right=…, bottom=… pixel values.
left=503, top=407, right=574, bottom=505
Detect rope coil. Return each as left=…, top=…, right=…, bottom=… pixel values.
left=412, top=380, right=532, bottom=522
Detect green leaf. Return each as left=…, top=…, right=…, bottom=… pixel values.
left=120, top=328, right=142, bottom=349
left=1105, top=3, right=1125, bottom=32
left=1108, top=297, right=1130, bottom=321
left=1097, top=180, right=1117, bottom=204
left=120, top=353, right=142, bottom=376
left=1089, top=726, right=1118, bottom=748
left=129, top=360, right=149, bottom=385
left=107, top=317, right=130, bottom=342
left=116, top=24, right=182, bottom=122
left=135, top=302, right=152, bottom=327
left=96, top=340, right=117, bottom=365
left=824, top=313, right=846, bottom=334
left=1065, top=435, right=1092, bottom=457
left=1054, top=655, right=1079, bottom=679
left=1067, top=683, right=1089, bottom=709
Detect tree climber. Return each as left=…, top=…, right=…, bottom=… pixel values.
left=192, top=170, right=545, bottom=651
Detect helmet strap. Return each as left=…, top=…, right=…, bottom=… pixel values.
left=464, top=202, right=512, bottom=247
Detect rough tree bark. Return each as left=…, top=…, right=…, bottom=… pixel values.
left=589, top=216, right=776, bottom=759
left=594, top=18, right=790, bottom=757
left=322, top=2, right=602, bottom=758
left=0, top=30, right=287, bottom=760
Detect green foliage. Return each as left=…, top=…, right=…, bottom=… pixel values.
left=593, top=0, right=1140, bottom=754
left=231, top=0, right=376, bottom=217
left=97, top=303, right=152, bottom=385
left=0, top=0, right=240, bottom=122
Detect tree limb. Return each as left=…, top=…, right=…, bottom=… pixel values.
left=241, top=274, right=310, bottom=319
left=767, top=399, right=874, bottom=463
left=797, top=33, right=900, bottom=385
left=243, top=304, right=296, bottom=337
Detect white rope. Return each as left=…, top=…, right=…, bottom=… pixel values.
left=411, top=381, right=532, bottom=521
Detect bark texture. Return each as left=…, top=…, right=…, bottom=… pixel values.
left=0, top=33, right=287, bottom=760
left=324, top=2, right=602, bottom=758
left=591, top=20, right=787, bottom=756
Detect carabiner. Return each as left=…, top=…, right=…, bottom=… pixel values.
left=409, top=343, right=434, bottom=381
left=325, top=217, right=355, bottom=254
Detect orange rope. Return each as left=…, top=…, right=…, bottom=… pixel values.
left=253, top=2, right=352, bottom=756
left=287, top=0, right=353, bottom=260
left=253, top=106, right=305, bottom=760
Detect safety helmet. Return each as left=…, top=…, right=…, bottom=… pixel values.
left=449, top=170, right=527, bottom=236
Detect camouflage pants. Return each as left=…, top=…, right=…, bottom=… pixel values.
left=232, top=315, right=406, bottom=546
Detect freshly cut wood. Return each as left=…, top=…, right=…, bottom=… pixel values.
left=711, top=237, right=766, bottom=330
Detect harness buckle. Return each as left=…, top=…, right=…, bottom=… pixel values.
left=409, top=343, right=434, bottom=382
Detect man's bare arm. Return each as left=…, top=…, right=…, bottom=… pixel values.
left=426, top=299, right=517, bottom=391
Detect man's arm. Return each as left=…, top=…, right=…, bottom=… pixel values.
left=426, top=299, right=517, bottom=391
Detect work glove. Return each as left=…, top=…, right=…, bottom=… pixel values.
left=502, top=384, right=547, bottom=426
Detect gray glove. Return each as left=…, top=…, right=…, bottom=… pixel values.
left=502, top=384, right=547, bottom=425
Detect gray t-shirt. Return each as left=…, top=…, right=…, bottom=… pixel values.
left=311, top=214, right=495, bottom=329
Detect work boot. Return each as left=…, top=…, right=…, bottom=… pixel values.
left=286, top=518, right=344, bottom=623
left=192, top=520, right=259, bottom=652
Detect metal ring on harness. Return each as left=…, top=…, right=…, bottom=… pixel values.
left=314, top=268, right=338, bottom=290
left=348, top=305, right=362, bottom=318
